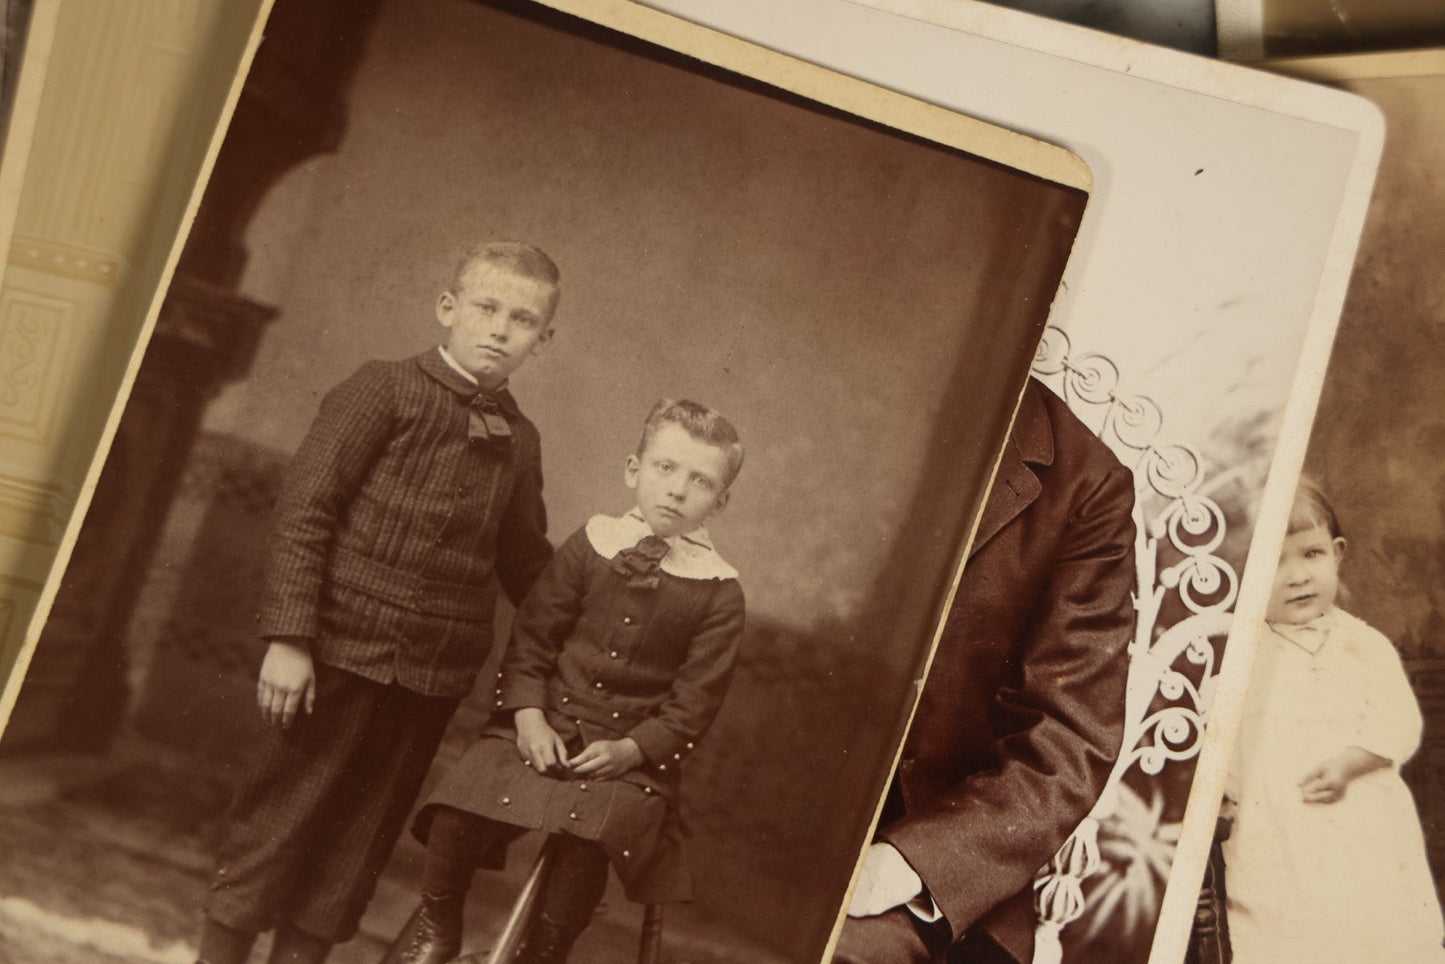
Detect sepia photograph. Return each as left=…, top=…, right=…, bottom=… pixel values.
left=0, top=1, right=1094, bottom=962
left=1217, top=0, right=1445, bottom=60
left=1174, top=48, right=1445, bottom=964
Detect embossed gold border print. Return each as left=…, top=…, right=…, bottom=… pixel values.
left=0, top=0, right=63, bottom=278
left=0, top=1, right=1093, bottom=962
left=1217, top=0, right=1445, bottom=61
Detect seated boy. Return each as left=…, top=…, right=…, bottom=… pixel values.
left=196, top=242, right=560, bottom=964
left=381, top=399, right=747, bottom=964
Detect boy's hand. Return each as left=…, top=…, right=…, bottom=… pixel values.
left=569, top=738, right=645, bottom=779
left=1300, top=745, right=1390, bottom=804
left=515, top=707, right=569, bottom=774
left=257, top=638, right=316, bottom=729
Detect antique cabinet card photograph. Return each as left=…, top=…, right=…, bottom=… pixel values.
left=1170, top=46, right=1445, bottom=964
left=1217, top=0, right=1445, bottom=61
left=638, top=1, right=1385, bottom=961
left=0, top=1, right=1095, bottom=962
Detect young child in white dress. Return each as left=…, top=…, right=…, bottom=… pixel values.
left=1223, top=481, right=1445, bottom=963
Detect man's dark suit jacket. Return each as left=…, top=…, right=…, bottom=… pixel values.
left=881, top=378, right=1137, bottom=963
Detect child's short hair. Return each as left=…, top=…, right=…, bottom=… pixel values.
left=451, top=241, right=561, bottom=301
left=1289, top=477, right=1343, bottom=539
left=638, top=399, right=745, bottom=488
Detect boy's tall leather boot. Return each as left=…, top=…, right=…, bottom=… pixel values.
left=378, top=891, right=465, bottom=964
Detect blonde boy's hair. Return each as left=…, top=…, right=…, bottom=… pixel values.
left=638, top=399, right=745, bottom=489
left=450, top=241, right=561, bottom=314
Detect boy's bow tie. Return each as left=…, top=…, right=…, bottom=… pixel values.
left=468, top=393, right=512, bottom=441
left=609, top=535, right=671, bottom=589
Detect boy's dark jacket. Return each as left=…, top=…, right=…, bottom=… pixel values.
left=497, top=521, right=744, bottom=770
left=419, top=518, right=745, bottom=904
left=258, top=348, right=552, bottom=697
left=881, top=379, right=1136, bottom=962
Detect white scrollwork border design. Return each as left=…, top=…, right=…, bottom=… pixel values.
left=1030, top=326, right=1237, bottom=962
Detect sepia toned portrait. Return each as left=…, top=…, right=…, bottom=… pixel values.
left=1177, top=51, right=1445, bottom=964
left=0, top=1, right=1093, bottom=962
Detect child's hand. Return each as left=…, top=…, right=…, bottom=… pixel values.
left=257, top=638, right=316, bottom=729
left=1299, top=761, right=1348, bottom=804
left=569, top=738, right=645, bottom=779
left=1300, top=746, right=1391, bottom=804
left=515, top=707, right=569, bottom=774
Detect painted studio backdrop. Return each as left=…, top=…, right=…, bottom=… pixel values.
left=0, top=1, right=1088, bottom=962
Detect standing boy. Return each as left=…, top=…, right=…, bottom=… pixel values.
left=196, top=242, right=560, bottom=964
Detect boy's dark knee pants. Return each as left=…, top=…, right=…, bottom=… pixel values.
left=206, top=665, right=458, bottom=943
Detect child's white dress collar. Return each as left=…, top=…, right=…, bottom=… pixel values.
left=586, top=510, right=738, bottom=581
left=1267, top=609, right=1336, bottom=655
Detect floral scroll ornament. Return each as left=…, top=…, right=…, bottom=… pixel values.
left=1029, top=326, right=1237, bottom=963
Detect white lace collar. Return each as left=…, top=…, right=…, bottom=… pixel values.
left=585, top=510, right=738, bottom=581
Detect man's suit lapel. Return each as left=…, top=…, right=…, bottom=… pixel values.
left=969, top=381, right=1054, bottom=558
